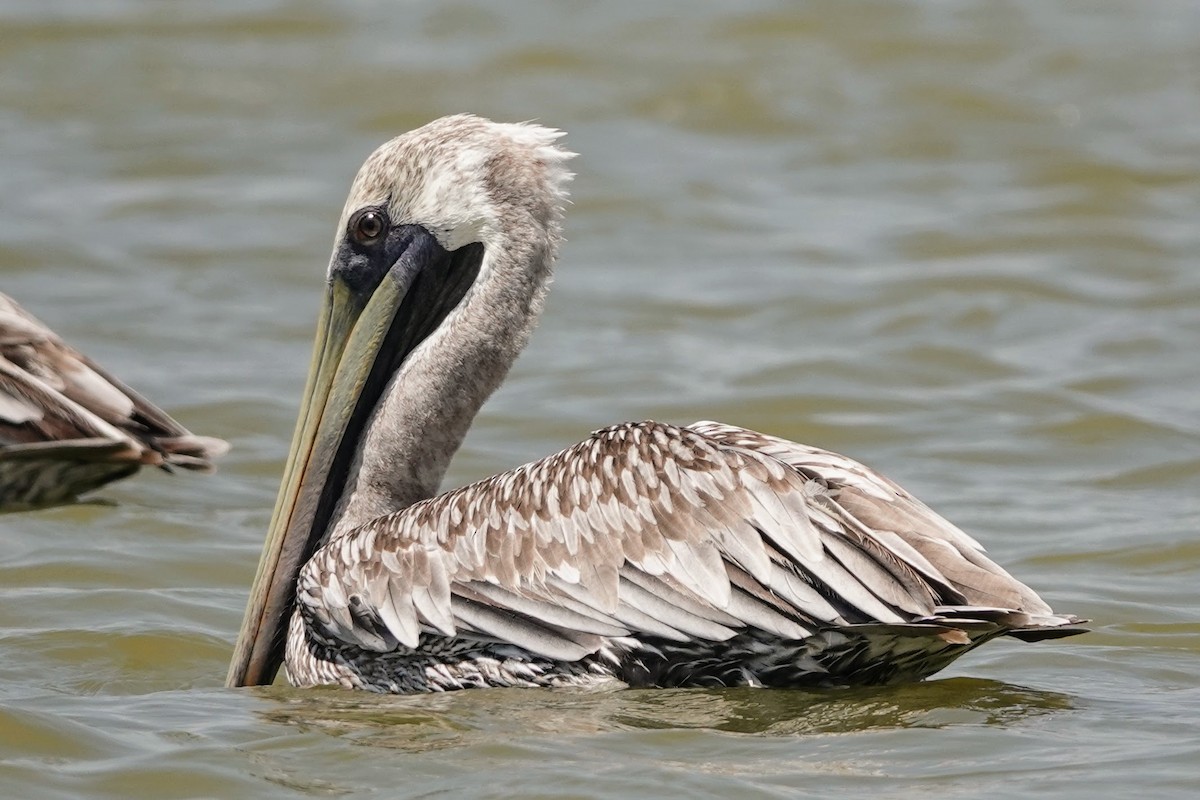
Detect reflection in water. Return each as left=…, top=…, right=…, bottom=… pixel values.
left=259, top=678, right=1075, bottom=752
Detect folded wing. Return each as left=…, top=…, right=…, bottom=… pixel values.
left=0, top=292, right=228, bottom=506
left=298, top=420, right=1083, bottom=664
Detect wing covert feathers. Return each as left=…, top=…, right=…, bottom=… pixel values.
left=0, top=292, right=228, bottom=506
left=298, top=420, right=1084, bottom=668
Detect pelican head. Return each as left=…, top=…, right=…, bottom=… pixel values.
left=227, top=115, right=574, bottom=687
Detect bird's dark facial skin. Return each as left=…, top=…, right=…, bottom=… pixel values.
left=330, top=207, right=436, bottom=300
left=328, top=214, right=485, bottom=375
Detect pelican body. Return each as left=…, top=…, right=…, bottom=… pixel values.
left=0, top=293, right=228, bottom=509
left=228, top=115, right=1084, bottom=693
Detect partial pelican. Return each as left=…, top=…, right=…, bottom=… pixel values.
left=228, top=115, right=1084, bottom=693
left=0, top=292, right=228, bottom=509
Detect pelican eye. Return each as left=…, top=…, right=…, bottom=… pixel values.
left=349, top=209, right=387, bottom=246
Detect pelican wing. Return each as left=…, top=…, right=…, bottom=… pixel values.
left=0, top=292, right=227, bottom=469
left=685, top=420, right=1061, bottom=617
left=298, top=421, right=1079, bottom=660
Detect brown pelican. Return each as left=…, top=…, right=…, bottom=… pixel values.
left=228, top=115, right=1084, bottom=693
left=0, top=292, right=228, bottom=509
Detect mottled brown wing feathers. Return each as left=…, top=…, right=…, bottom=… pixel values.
left=296, top=420, right=1076, bottom=662
left=0, top=355, right=139, bottom=454
left=0, top=293, right=228, bottom=473
left=688, top=421, right=1059, bottom=615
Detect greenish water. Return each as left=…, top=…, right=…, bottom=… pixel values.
left=1, top=1, right=1198, bottom=797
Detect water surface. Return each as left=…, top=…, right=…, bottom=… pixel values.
left=1, top=1, right=1197, bottom=798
